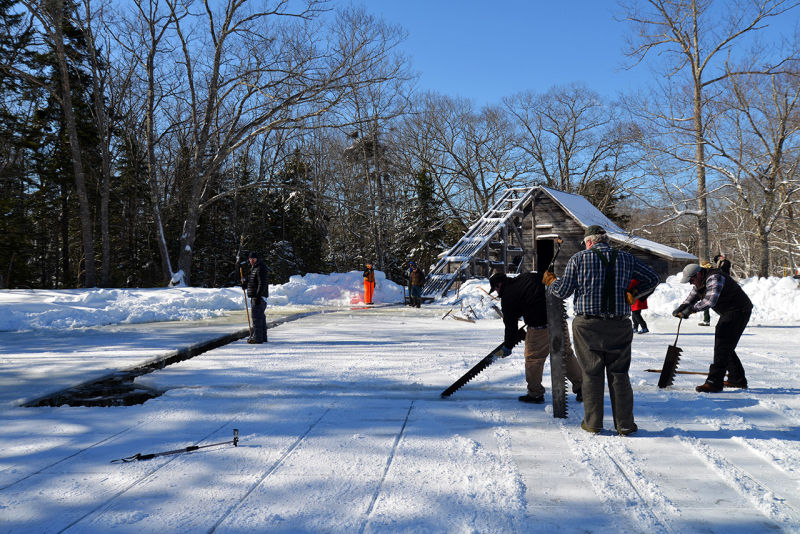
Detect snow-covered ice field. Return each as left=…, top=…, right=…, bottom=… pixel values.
left=1, top=272, right=800, bottom=533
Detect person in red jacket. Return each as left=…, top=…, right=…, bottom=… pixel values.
left=628, top=279, right=649, bottom=334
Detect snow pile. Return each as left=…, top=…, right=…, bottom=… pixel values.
left=0, top=271, right=404, bottom=332
left=643, top=274, right=800, bottom=325
left=439, top=274, right=800, bottom=326
left=0, top=287, right=245, bottom=331
left=1, top=271, right=797, bottom=332
left=437, top=279, right=506, bottom=321
left=268, top=270, right=403, bottom=306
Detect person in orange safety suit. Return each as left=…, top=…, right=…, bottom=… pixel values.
left=363, top=263, right=376, bottom=304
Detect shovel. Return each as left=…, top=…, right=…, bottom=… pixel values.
left=658, top=318, right=683, bottom=388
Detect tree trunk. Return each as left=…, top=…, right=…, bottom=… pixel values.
left=693, top=67, right=709, bottom=265
left=84, top=0, right=111, bottom=286
left=60, top=185, right=70, bottom=287
left=757, top=229, right=770, bottom=278
left=176, top=182, right=204, bottom=286
left=145, top=43, right=173, bottom=285
left=52, top=0, right=96, bottom=287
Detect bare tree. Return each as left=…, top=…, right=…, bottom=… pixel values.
left=704, top=69, right=800, bottom=276
left=75, top=0, right=133, bottom=286
left=400, top=93, right=524, bottom=230
left=338, top=6, right=411, bottom=271
left=112, top=0, right=409, bottom=285
left=113, top=0, right=184, bottom=284
left=505, top=83, right=643, bottom=214
left=621, top=0, right=800, bottom=263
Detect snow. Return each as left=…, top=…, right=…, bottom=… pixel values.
left=1, top=271, right=800, bottom=532
left=0, top=270, right=402, bottom=332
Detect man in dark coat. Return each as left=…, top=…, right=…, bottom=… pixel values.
left=673, top=263, right=752, bottom=392
left=408, top=262, right=425, bottom=308
left=713, top=253, right=732, bottom=275
left=490, top=272, right=582, bottom=405
left=246, top=251, right=269, bottom=343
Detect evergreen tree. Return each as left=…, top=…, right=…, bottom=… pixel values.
left=401, top=169, right=450, bottom=273
left=582, top=177, right=631, bottom=228
left=260, top=151, right=329, bottom=282
left=0, top=0, right=37, bottom=287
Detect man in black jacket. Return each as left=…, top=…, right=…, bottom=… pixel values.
left=490, top=272, right=582, bottom=404
left=673, top=263, right=752, bottom=392
left=246, top=251, right=269, bottom=344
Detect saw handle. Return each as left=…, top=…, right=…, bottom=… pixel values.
left=673, top=317, right=682, bottom=347
left=546, top=238, right=563, bottom=273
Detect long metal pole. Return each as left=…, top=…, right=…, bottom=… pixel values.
left=240, top=267, right=252, bottom=336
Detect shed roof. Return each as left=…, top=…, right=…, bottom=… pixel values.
left=540, top=186, right=697, bottom=262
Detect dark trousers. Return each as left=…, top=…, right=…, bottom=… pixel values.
left=707, top=307, right=750, bottom=385
left=251, top=297, right=267, bottom=342
left=631, top=310, right=647, bottom=331
left=410, top=285, right=422, bottom=307
left=572, top=315, right=634, bottom=431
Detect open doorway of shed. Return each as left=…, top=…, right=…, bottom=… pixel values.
left=536, top=239, right=554, bottom=273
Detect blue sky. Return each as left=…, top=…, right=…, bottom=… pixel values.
left=366, top=0, right=643, bottom=105
left=364, top=0, right=799, bottom=107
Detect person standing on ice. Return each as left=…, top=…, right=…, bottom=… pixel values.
left=628, top=279, right=649, bottom=334
left=714, top=252, right=731, bottom=275
left=672, top=263, right=752, bottom=392
left=363, top=263, right=376, bottom=305
left=489, top=272, right=583, bottom=405
left=408, top=262, right=425, bottom=308
left=545, top=225, right=659, bottom=436
left=245, top=251, right=269, bottom=344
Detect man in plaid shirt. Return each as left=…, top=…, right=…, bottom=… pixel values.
left=544, top=225, right=659, bottom=435
left=673, top=263, right=752, bottom=392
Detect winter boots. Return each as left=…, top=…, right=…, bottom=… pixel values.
left=724, top=379, right=748, bottom=389
left=518, top=394, right=545, bottom=404
left=695, top=381, right=723, bottom=393
left=616, top=423, right=638, bottom=436
left=580, top=420, right=602, bottom=434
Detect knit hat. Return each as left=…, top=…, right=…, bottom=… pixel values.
left=489, top=272, right=507, bottom=294
left=248, top=251, right=259, bottom=259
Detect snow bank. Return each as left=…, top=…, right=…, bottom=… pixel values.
left=643, top=274, right=800, bottom=325
left=0, top=271, right=404, bottom=332
left=268, top=270, right=403, bottom=306
left=425, top=273, right=800, bottom=326
left=0, top=271, right=797, bottom=332
left=0, top=287, right=244, bottom=331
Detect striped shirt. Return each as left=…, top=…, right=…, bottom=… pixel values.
left=681, top=273, right=723, bottom=312
left=549, top=242, right=660, bottom=317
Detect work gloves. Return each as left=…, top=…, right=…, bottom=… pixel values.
left=672, top=303, right=692, bottom=318
left=500, top=345, right=513, bottom=357
left=625, top=289, right=637, bottom=306
left=542, top=271, right=556, bottom=287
